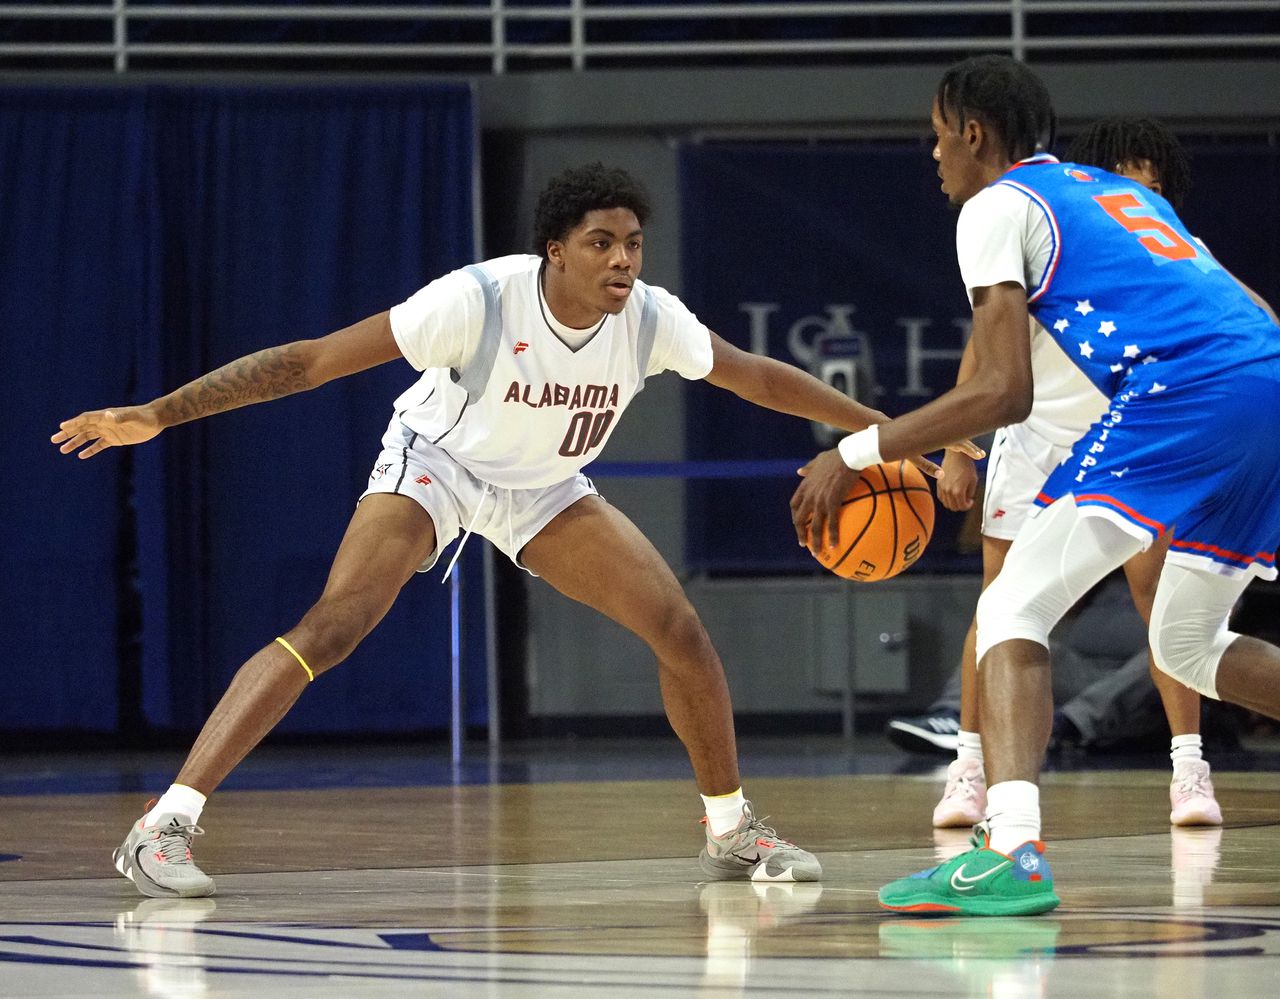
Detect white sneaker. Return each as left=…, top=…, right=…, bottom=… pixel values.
left=1170, top=760, right=1223, bottom=826
left=931, top=758, right=987, bottom=828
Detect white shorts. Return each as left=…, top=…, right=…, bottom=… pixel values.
left=361, top=420, right=598, bottom=575
left=981, top=421, right=1074, bottom=540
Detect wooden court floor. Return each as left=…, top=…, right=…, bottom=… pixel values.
left=2, top=736, right=1279, bottom=997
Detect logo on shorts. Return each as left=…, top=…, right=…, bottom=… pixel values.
left=514, top=341, right=529, bottom=354
left=993, top=508, right=1006, bottom=519
left=371, top=462, right=393, bottom=480
left=415, top=474, right=432, bottom=486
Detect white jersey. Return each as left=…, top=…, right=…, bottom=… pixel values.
left=1024, top=321, right=1106, bottom=447
left=388, top=254, right=714, bottom=489
left=957, top=183, right=1106, bottom=448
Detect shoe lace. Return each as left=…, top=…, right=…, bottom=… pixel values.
left=741, top=808, right=795, bottom=848
left=1173, top=769, right=1212, bottom=800
left=944, top=764, right=982, bottom=801
left=149, top=823, right=205, bottom=864
left=967, top=821, right=991, bottom=851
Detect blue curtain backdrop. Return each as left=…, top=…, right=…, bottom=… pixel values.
left=1, top=82, right=481, bottom=736
left=679, top=139, right=1280, bottom=575
left=0, top=88, right=154, bottom=733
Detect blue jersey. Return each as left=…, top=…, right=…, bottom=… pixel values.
left=998, top=160, right=1279, bottom=400
left=994, top=159, right=1280, bottom=579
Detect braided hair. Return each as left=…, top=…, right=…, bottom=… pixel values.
left=1065, top=117, right=1191, bottom=210
left=935, top=55, right=1057, bottom=164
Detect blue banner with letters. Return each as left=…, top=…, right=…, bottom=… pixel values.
left=680, top=140, right=977, bottom=574
left=679, top=139, right=1280, bottom=575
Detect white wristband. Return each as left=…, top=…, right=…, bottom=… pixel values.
left=837, top=425, right=884, bottom=471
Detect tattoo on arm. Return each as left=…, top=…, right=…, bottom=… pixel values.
left=154, top=343, right=311, bottom=427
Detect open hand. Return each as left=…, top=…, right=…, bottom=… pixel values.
left=51, top=405, right=162, bottom=459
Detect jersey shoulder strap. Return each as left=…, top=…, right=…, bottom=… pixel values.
left=452, top=263, right=505, bottom=403
left=633, top=282, right=660, bottom=394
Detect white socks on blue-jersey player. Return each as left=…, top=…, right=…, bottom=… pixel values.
left=144, top=784, right=207, bottom=827
left=985, top=780, right=1041, bottom=855
left=702, top=788, right=748, bottom=836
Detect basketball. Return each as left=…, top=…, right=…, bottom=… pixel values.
left=811, top=460, right=934, bottom=582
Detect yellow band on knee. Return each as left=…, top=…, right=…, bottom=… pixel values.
left=275, top=636, right=314, bottom=682
left=704, top=787, right=743, bottom=799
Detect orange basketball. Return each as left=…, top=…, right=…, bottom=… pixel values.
left=812, top=460, right=935, bottom=582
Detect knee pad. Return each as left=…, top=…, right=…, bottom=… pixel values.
left=974, top=497, right=1143, bottom=664
left=1149, top=610, right=1236, bottom=700
left=975, top=574, right=1057, bottom=663
left=1149, top=559, right=1249, bottom=700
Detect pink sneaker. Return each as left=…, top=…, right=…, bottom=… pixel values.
left=931, top=758, right=987, bottom=828
left=1170, top=760, right=1223, bottom=826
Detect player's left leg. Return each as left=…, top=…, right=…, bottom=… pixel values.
left=1151, top=559, right=1280, bottom=721
left=1123, top=536, right=1222, bottom=825
left=880, top=495, right=1143, bottom=916
left=520, top=493, right=821, bottom=882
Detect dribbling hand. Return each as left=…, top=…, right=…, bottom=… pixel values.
left=792, top=448, right=859, bottom=552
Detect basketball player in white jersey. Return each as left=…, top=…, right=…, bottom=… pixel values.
left=924, top=118, right=1276, bottom=832
left=55, top=162, right=979, bottom=898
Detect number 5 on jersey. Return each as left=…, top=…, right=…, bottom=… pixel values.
left=1093, top=192, right=1198, bottom=262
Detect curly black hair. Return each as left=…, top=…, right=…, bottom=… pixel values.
left=936, top=55, right=1057, bottom=164
left=532, top=163, right=652, bottom=258
left=1065, top=117, right=1191, bottom=210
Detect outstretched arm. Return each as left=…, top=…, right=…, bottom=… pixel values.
left=702, top=332, right=982, bottom=479
left=702, top=330, right=889, bottom=431
left=791, top=282, right=1031, bottom=550
left=53, top=311, right=401, bottom=459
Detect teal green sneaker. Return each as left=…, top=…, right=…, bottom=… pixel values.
left=879, top=826, right=1059, bottom=916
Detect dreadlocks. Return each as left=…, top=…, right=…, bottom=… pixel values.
left=1065, top=117, right=1191, bottom=210
left=935, top=55, right=1057, bottom=164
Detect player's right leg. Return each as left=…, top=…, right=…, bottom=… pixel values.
left=114, top=492, right=438, bottom=898
left=881, top=496, right=1142, bottom=915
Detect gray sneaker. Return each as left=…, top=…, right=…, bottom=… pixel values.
left=113, top=810, right=215, bottom=898
left=698, top=801, right=822, bottom=883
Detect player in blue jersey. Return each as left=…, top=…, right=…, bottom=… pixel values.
left=910, top=116, right=1276, bottom=834
left=791, top=54, right=1280, bottom=916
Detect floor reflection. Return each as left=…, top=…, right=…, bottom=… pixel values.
left=113, top=897, right=217, bottom=997
left=699, top=882, right=824, bottom=994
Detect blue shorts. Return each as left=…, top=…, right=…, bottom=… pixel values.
left=1036, top=358, right=1280, bottom=579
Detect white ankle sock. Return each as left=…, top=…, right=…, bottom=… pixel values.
left=144, top=784, right=207, bottom=827
left=957, top=730, right=984, bottom=765
left=985, top=781, right=1040, bottom=855
left=701, top=788, right=747, bottom=837
left=1171, top=734, right=1204, bottom=772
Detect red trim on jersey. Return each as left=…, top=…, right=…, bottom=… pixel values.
left=1074, top=493, right=1167, bottom=533
left=1170, top=538, right=1277, bottom=568
left=999, top=179, right=1061, bottom=303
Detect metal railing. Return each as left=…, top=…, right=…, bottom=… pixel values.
left=1, top=1, right=1277, bottom=74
